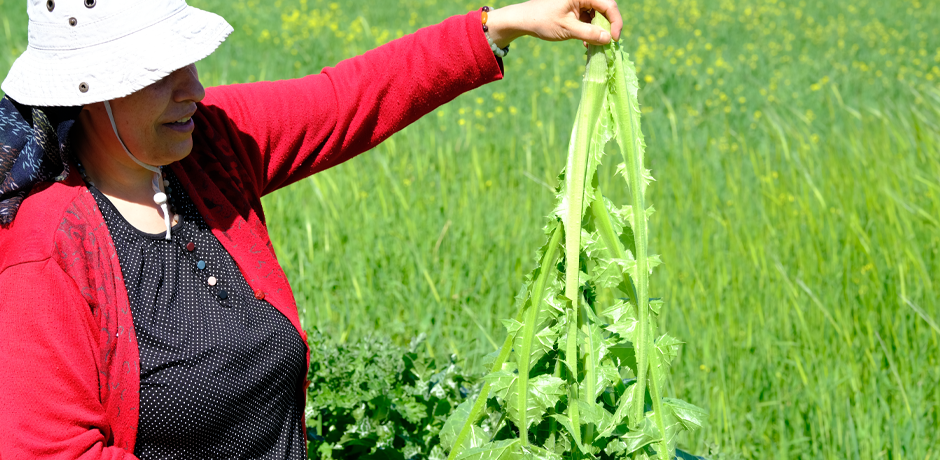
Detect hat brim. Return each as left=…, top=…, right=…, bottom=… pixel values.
left=1, top=5, right=233, bottom=107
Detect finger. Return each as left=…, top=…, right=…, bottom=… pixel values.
left=583, top=40, right=588, bottom=48
left=584, top=0, right=623, bottom=41
left=565, top=17, right=611, bottom=45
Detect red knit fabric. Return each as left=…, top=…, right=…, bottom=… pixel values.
left=0, top=11, right=502, bottom=458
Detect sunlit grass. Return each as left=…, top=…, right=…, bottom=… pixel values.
left=2, top=0, right=938, bottom=457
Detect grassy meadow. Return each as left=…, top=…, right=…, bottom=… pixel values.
left=2, top=0, right=939, bottom=457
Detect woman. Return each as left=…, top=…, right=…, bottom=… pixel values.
left=0, top=0, right=621, bottom=458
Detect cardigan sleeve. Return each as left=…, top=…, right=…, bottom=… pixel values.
left=196, top=10, right=503, bottom=197
left=0, top=260, right=138, bottom=460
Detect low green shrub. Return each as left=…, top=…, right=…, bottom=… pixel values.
left=305, top=330, right=479, bottom=459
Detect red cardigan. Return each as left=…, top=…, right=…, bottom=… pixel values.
left=0, top=12, right=502, bottom=459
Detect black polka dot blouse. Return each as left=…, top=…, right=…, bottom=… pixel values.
left=87, top=170, right=307, bottom=459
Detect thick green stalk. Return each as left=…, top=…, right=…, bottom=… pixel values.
left=589, top=193, right=639, bottom=310
left=446, top=223, right=564, bottom=460
left=582, top=325, right=596, bottom=447
left=549, top=357, right=562, bottom=437
left=564, top=40, right=609, bottom=449
left=589, top=192, right=645, bottom=437
left=516, top=223, right=565, bottom=445
left=606, top=38, right=652, bottom=429
left=604, top=26, right=671, bottom=460
left=647, top=343, right=669, bottom=458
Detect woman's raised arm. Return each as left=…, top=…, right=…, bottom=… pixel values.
left=188, top=0, right=623, bottom=199
left=192, top=11, right=502, bottom=198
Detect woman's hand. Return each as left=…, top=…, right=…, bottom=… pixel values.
left=485, top=0, right=623, bottom=49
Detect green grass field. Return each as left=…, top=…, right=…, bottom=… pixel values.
left=2, top=0, right=938, bottom=457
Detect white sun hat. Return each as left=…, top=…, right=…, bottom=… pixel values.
left=1, top=0, right=233, bottom=107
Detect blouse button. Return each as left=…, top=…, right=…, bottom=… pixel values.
left=207, top=276, right=218, bottom=286
left=253, top=289, right=265, bottom=300
left=186, top=242, right=195, bottom=252
left=218, top=290, right=228, bottom=300
left=197, top=260, right=206, bottom=270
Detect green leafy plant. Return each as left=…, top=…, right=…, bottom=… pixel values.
left=305, top=331, right=478, bottom=459
left=441, top=16, right=706, bottom=460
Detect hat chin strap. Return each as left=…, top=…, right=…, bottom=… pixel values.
left=103, top=100, right=172, bottom=240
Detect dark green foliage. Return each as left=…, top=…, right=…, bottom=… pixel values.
left=305, top=330, right=479, bottom=459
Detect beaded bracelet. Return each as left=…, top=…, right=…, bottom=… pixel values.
left=481, top=6, right=509, bottom=58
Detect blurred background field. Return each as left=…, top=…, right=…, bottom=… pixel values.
left=2, top=0, right=939, bottom=457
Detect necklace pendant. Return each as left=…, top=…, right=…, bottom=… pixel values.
left=153, top=192, right=168, bottom=206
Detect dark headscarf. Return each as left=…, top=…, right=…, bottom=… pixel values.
left=0, top=96, right=82, bottom=225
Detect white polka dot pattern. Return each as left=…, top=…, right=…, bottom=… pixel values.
left=89, top=171, right=307, bottom=459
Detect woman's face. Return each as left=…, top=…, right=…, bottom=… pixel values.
left=82, top=64, right=206, bottom=166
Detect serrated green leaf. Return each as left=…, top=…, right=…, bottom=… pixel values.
left=593, top=362, right=622, bottom=400
left=484, top=365, right=518, bottom=401
left=542, top=428, right=573, bottom=457
left=605, top=306, right=639, bottom=343
left=519, top=444, right=563, bottom=460
left=503, top=319, right=525, bottom=337
left=577, top=398, right=613, bottom=429
left=663, top=398, right=707, bottom=432
left=599, top=299, right=632, bottom=324
left=535, top=287, right=565, bottom=326
left=544, top=287, right=567, bottom=315
left=480, top=349, right=500, bottom=373
left=580, top=323, right=616, bottom=404
left=456, top=439, right=522, bottom=460
left=513, top=325, right=555, bottom=370
left=599, top=255, right=663, bottom=281
left=441, top=400, right=489, bottom=452
left=655, top=334, right=682, bottom=369
left=629, top=398, right=708, bottom=459
left=513, top=282, right=533, bottom=313
left=654, top=404, right=692, bottom=458
left=549, top=414, right=588, bottom=454
left=607, top=341, right=637, bottom=373
left=611, top=166, right=654, bottom=196
left=646, top=254, right=663, bottom=274
left=603, top=438, right=628, bottom=457
left=583, top=230, right=606, bottom=260
left=581, top=322, right=608, bottom=367
left=485, top=368, right=565, bottom=433
left=598, top=376, right=636, bottom=438
left=533, top=326, right=560, bottom=358
left=524, top=375, right=567, bottom=416
left=620, top=416, right=660, bottom=454
left=648, top=298, right=664, bottom=316
left=606, top=201, right=656, bottom=234
left=509, top=375, right=566, bottom=432
left=591, top=254, right=628, bottom=290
